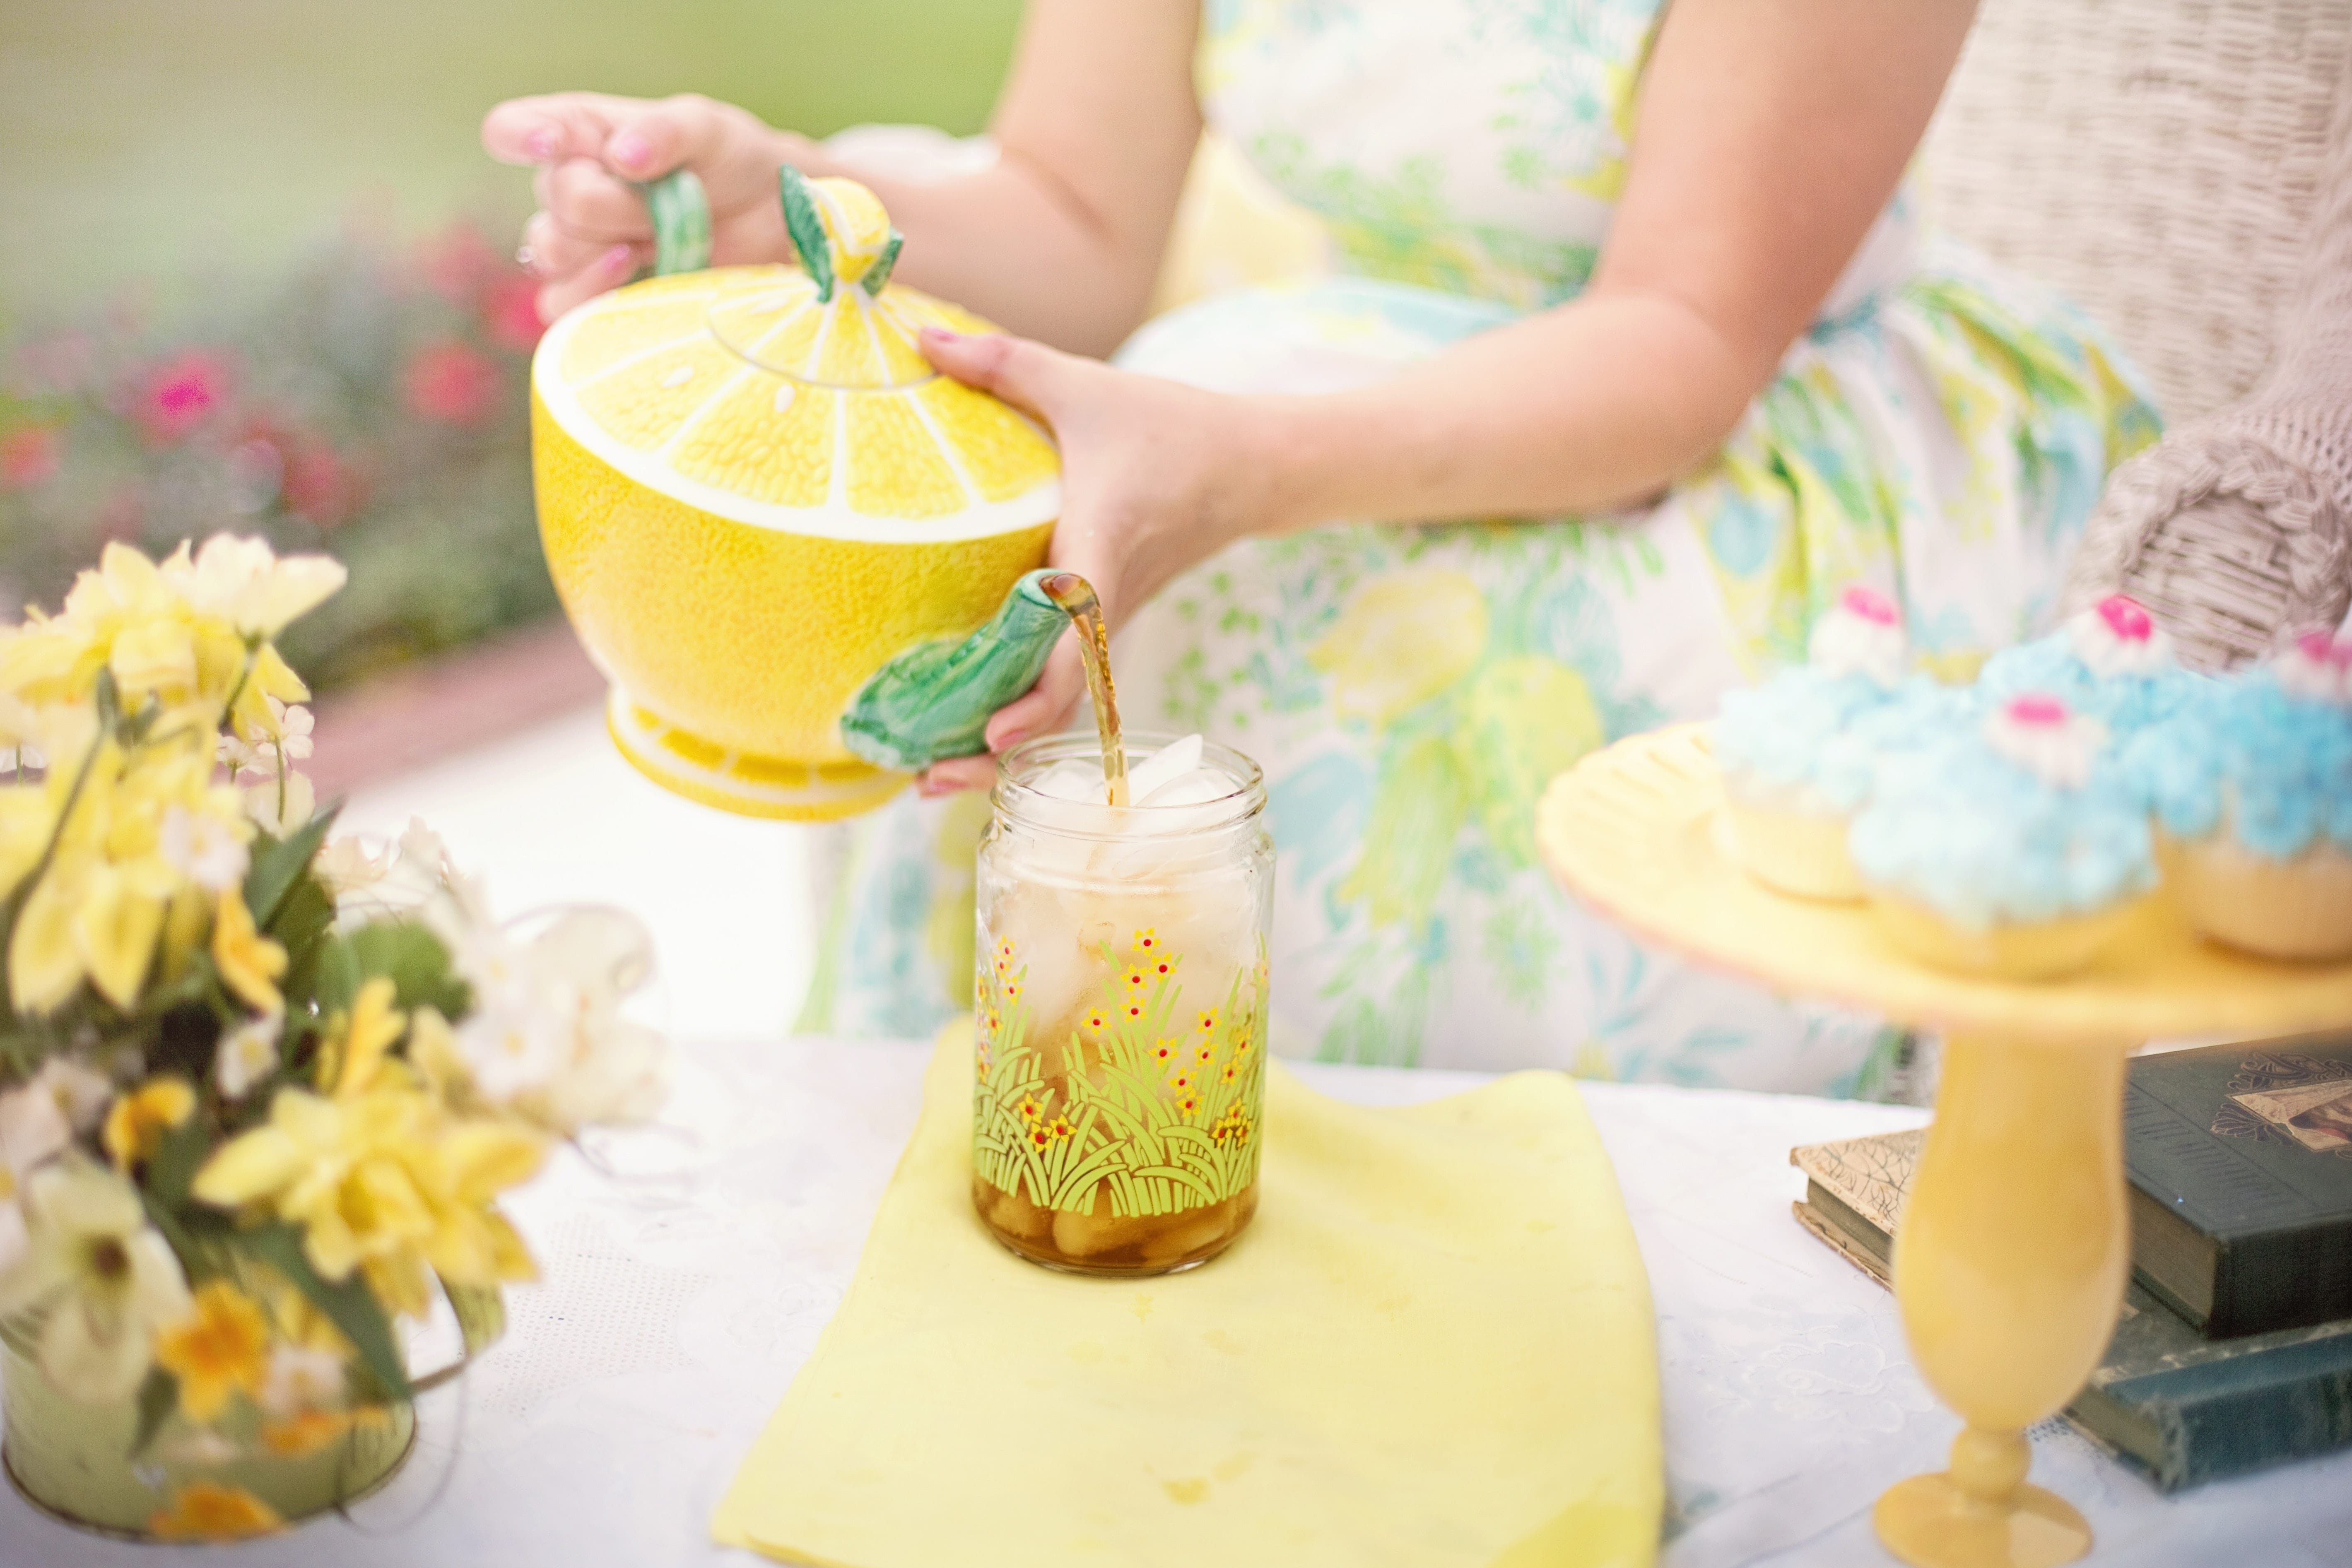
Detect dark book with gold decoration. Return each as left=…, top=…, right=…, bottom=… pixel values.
left=1792, top=1044, right=2352, bottom=1492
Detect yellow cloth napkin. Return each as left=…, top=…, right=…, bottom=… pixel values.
left=713, top=1033, right=1661, bottom=1568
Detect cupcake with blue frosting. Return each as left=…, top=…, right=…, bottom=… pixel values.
left=1716, top=586, right=1910, bottom=900
left=1978, top=593, right=2210, bottom=736
left=2125, top=630, right=2352, bottom=960
left=1849, top=691, right=2158, bottom=978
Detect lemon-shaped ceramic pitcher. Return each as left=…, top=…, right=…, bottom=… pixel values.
left=531, top=169, right=1069, bottom=819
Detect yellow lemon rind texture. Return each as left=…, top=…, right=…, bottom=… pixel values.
left=534, top=392, right=1055, bottom=765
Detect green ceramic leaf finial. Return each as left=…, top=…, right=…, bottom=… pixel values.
left=778, top=166, right=905, bottom=304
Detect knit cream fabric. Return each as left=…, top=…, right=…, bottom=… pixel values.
left=2065, top=43, right=2352, bottom=671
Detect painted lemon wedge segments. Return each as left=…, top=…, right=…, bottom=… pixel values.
left=531, top=168, right=1061, bottom=819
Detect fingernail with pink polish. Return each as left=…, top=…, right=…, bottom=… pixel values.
left=602, top=244, right=636, bottom=275
left=609, top=132, right=649, bottom=171
left=989, top=728, right=1030, bottom=754
left=525, top=127, right=558, bottom=162
left=920, top=326, right=962, bottom=345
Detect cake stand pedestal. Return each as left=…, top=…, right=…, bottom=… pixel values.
left=1536, top=725, right=2352, bottom=1568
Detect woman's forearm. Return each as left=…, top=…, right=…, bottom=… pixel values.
left=1245, top=286, right=1766, bottom=538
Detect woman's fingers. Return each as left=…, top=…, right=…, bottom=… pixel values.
left=534, top=158, right=654, bottom=243
left=916, top=755, right=998, bottom=796
left=918, top=329, right=1090, bottom=431
left=483, top=93, right=634, bottom=167
left=598, top=94, right=741, bottom=183
left=518, top=210, right=602, bottom=279
left=534, top=243, right=647, bottom=323
left=984, top=634, right=1087, bottom=753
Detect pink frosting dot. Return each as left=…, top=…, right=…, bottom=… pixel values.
left=2005, top=694, right=2069, bottom=727
left=2096, top=594, right=2154, bottom=643
left=2297, top=629, right=2352, bottom=668
left=1839, top=585, right=1899, bottom=626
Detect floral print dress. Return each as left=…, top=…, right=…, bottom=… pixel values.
left=802, top=0, right=2159, bottom=1090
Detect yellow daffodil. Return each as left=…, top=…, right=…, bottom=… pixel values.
left=101, top=1076, right=195, bottom=1172
left=0, top=1159, right=192, bottom=1402
left=163, top=535, right=348, bottom=641
left=5, top=725, right=250, bottom=1014
left=258, top=1407, right=352, bottom=1458
left=193, top=997, right=547, bottom=1321
left=152, top=1279, right=271, bottom=1422
left=315, top=977, right=405, bottom=1098
left=148, top=1482, right=282, bottom=1542
left=211, top=886, right=286, bottom=1014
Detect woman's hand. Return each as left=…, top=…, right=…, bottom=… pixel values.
left=913, top=329, right=1275, bottom=794
left=482, top=92, right=806, bottom=322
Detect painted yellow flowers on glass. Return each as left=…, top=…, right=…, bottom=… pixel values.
left=972, top=930, right=1267, bottom=1220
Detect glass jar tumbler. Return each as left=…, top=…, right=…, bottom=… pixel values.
left=972, top=732, right=1274, bottom=1276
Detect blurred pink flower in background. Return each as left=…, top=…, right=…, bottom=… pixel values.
left=483, top=273, right=547, bottom=351
left=0, top=426, right=61, bottom=489
left=420, top=221, right=502, bottom=302
left=281, top=442, right=364, bottom=527
left=404, top=340, right=503, bottom=426
left=135, top=350, right=233, bottom=444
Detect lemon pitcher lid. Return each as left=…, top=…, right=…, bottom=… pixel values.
left=530, top=169, right=1060, bottom=541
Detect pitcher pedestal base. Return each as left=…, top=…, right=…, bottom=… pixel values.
left=606, top=689, right=906, bottom=821
left=1872, top=1471, right=2090, bottom=1568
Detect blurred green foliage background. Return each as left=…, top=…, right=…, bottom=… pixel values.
left=0, top=0, right=1022, bottom=314
left=0, top=0, right=1022, bottom=689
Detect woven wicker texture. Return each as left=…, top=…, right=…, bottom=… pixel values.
left=1920, top=0, right=2351, bottom=426
left=2052, top=8, right=2352, bottom=667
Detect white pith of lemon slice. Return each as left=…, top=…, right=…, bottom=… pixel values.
left=532, top=265, right=1060, bottom=544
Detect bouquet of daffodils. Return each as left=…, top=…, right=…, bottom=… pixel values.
left=0, top=535, right=662, bottom=1536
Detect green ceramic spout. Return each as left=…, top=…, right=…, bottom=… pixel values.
left=839, top=571, right=1068, bottom=772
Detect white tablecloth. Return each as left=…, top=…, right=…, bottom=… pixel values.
left=7, top=1036, right=2350, bottom=1568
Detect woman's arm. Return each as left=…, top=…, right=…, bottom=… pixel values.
left=1258, top=0, right=1978, bottom=526
left=481, top=0, right=1200, bottom=353
left=918, top=0, right=1981, bottom=787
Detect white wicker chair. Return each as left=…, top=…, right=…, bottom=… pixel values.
left=1922, top=0, right=2351, bottom=425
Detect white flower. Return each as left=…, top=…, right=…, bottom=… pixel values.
left=258, top=1342, right=347, bottom=1418
left=242, top=769, right=315, bottom=836
left=1808, top=585, right=1907, bottom=689
left=0, top=1080, right=73, bottom=1279
left=1983, top=694, right=2108, bottom=790
left=27, top=1057, right=111, bottom=1133
left=159, top=803, right=251, bottom=892
left=429, top=885, right=666, bottom=1133
left=272, top=701, right=315, bottom=762
left=2068, top=594, right=2174, bottom=678
left=2276, top=631, right=2352, bottom=706
left=0, top=1160, right=193, bottom=1402
left=214, top=1014, right=283, bottom=1101
left=163, top=535, right=347, bottom=637
left=221, top=700, right=313, bottom=782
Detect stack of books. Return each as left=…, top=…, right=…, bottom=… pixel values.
left=1793, top=1033, right=2352, bottom=1492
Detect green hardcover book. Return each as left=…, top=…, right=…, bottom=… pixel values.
left=1793, top=1117, right=2352, bottom=1492
left=2126, top=1032, right=2352, bottom=1339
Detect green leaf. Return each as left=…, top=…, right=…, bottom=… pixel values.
left=143, top=1110, right=211, bottom=1211
left=308, top=933, right=362, bottom=1018
left=270, top=873, right=335, bottom=970
left=240, top=804, right=340, bottom=931
left=347, top=920, right=470, bottom=1018
left=239, top=1223, right=412, bottom=1401
left=127, top=1367, right=178, bottom=1460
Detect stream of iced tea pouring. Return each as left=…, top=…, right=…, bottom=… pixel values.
left=1040, top=571, right=1128, bottom=806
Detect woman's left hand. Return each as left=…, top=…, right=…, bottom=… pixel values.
left=913, top=327, right=1275, bottom=793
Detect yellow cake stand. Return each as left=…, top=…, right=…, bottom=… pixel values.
left=1536, top=724, right=2352, bottom=1568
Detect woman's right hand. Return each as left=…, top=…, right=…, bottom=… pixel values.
left=482, top=92, right=806, bottom=322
